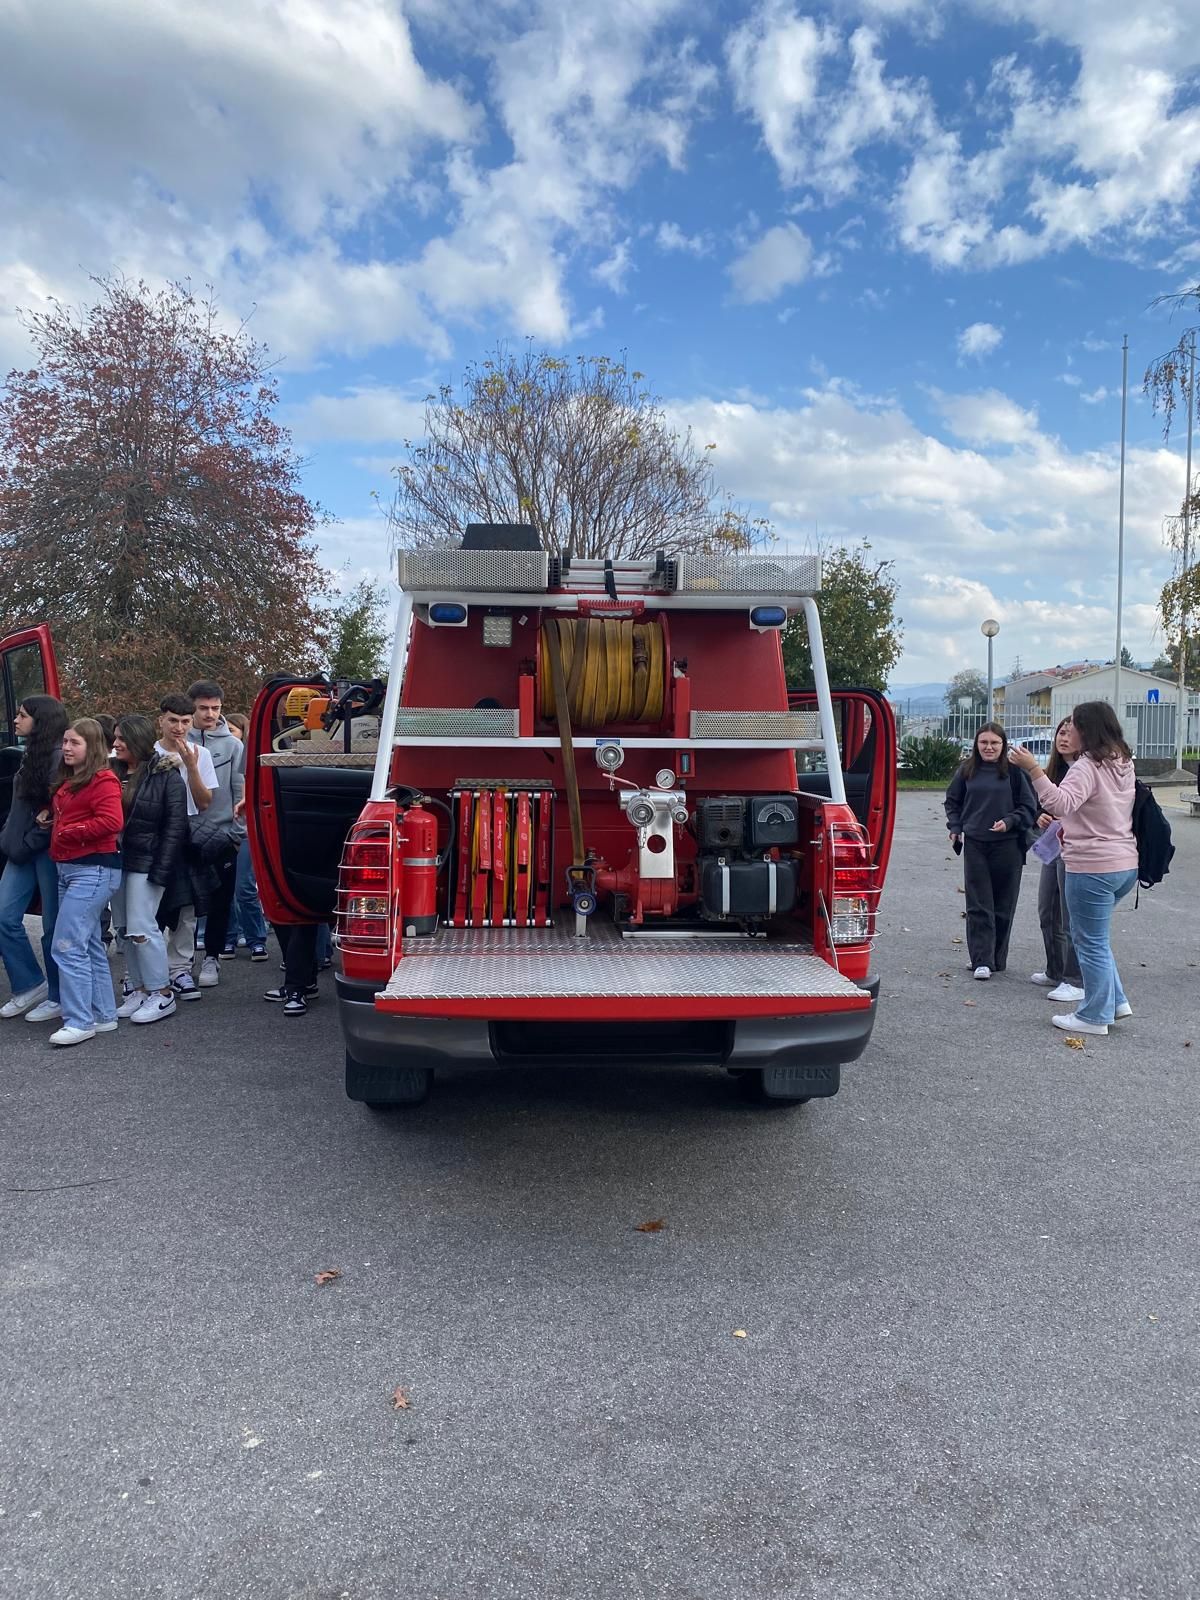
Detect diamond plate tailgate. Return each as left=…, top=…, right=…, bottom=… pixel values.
left=375, top=925, right=870, bottom=1021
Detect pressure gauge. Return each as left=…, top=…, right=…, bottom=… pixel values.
left=654, top=767, right=676, bottom=790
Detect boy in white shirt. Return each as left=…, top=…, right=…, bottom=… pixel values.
left=154, top=693, right=217, bottom=1000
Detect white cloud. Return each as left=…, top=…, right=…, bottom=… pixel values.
left=727, top=4, right=837, bottom=184
left=664, top=379, right=1183, bottom=678
left=728, top=223, right=814, bottom=303
left=957, top=321, right=1003, bottom=360
left=1080, top=387, right=1112, bottom=406
left=656, top=221, right=709, bottom=255
left=935, top=389, right=1037, bottom=445
left=593, top=240, right=634, bottom=295
left=284, top=386, right=430, bottom=446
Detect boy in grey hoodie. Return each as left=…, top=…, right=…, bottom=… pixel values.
left=188, top=680, right=247, bottom=990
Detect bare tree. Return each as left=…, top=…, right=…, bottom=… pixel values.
left=389, top=347, right=768, bottom=559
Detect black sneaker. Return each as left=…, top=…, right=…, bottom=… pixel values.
left=172, top=972, right=202, bottom=1002
left=283, top=991, right=308, bottom=1017
left=249, top=944, right=268, bottom=962
left=264, top=983, right=318, bottom=1002
left=219, top=944, right=237, bottom=960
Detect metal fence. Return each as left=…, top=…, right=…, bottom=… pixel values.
left=892, top=693, right=1200, bottom=760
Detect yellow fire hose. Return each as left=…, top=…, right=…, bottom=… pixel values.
left=538, top=617, right=665, bottom=728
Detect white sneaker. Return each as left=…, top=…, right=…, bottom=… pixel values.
left=117, top=989, right=149, bottom=1019
left=49, top=1025, right=96, bottom=1047
left=973, top=966, right=991, bottom=980
left=1052, top=1012, right=1108, bottom=1037
left=198, top=957, right=221, bottom=988
left=25, top=999, right=62, bottom=1023
left=1047, top=982, right=1085, bottom=1003
left=1, top=981, right=49, bottom=1018
left=93, top=1019, right=119, bottom=1034
left=1030, top=971, right=1054, bottom=986
left=1114, top=1002, right=1133, bottom=1020
left=131, top=992, right=177, bottom=1025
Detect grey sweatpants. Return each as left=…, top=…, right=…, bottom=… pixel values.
left=1036, top=856, right=1081, bottom=984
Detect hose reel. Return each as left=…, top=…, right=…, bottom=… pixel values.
left=538, top=617, right=667, bottom=729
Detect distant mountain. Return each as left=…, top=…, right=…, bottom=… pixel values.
left=888, top=681, right=947, bottom=703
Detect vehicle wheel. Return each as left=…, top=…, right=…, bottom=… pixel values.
left=345, top=1052, right=433, bottom=1108
left=737, top=1068, right=810, bottom=1106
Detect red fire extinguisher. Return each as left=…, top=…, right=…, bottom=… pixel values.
left=400, top=804, right=440, bottom=936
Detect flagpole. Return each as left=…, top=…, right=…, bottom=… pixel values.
left=1175, top=329, right=1195, bottom=775
left=1114, top=333, right=1128, bottom=727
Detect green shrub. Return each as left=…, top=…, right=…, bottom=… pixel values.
left=899, top=733, right=962, bottom=782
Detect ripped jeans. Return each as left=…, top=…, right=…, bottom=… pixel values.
left=110, top=872, right=169, bottom=992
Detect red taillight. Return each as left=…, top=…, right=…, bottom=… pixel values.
left=830, top=822, right=879, bottom=945
left=337, top=823, right=395, bottom=954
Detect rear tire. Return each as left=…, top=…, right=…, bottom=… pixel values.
left=345, top=1052, right=433, bottom=1108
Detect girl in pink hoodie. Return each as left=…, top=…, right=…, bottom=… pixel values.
left=1010, top=702, right=1136, bottom=1037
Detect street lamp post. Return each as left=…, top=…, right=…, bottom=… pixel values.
left=982, top=618, right=1000, bottom=722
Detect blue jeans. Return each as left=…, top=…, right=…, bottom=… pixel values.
left=0, top=851, right=60, bottom=1001
left=1064, top=869, right=1138, bottom=1026
left=227, top=839, right=268, bottom=946
left=52, top=863, right=121, bottom=1031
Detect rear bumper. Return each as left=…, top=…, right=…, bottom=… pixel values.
left=337, top=974, right=880, bottom=1082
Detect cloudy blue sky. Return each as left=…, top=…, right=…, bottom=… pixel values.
left=3, top=0, right=1199, bottom=684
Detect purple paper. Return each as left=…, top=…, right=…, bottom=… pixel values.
left=1031, top=820, right=1062, bottom=864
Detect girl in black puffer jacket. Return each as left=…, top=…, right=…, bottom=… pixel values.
left=109, top=715, right=187, bottom=1025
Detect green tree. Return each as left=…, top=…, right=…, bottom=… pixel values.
left=390, top=345, right=768, bottom=559
left=944, top=669, right=987, bottom=710
left=1119, top=644, right=1136, bottom=669
left=782, top=542, right=902, bottom=691
left=326, top=578, right=391, bottom=681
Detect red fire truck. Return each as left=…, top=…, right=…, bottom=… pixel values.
left=244, top=528, right=896, bottom=1110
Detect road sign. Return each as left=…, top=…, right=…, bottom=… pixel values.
left=1147, top=688, right=1160, bottom=704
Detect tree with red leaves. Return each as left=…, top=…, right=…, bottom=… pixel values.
left=0, top=278, right=329, bottom=714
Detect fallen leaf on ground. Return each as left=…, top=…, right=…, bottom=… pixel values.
left=964, top=1000, right=977, bottom=1007
left=1147, top=1314, right=1159, bottom=1323
left=391, top=1387, right=412, bottom=1410
left=1064, top=1037, right=1086, bottom=1050
left=634, top=1218, right=667, bottom=1232
left=314, top=1269, right=342, bottom=1286
left=732, top=1329, right=747, bottom=1339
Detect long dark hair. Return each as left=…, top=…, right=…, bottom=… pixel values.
left=1045, top=716, right=1075, bottom=785
left=15, top=694, right=69, bottom=806
left=112, top=713, right=158, bottom=809
left=51, top=718, right=112, bottom=794
left=1072, top=700, right=1132, bottom=764
left=962, top=721, right=1010, bottom=780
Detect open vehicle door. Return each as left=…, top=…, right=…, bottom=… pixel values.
left=246, top=674, right=379, bottom=926
left=790, top=687, right=897, bottom=878
left=0, top=626, right=60, bottom=841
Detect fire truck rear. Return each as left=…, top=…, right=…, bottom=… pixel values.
left=247, top=527, right=896, bottom=1109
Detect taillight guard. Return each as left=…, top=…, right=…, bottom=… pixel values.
left=336, top=821, right=395, bottom=954
left=829, top=820, right=881, bottom=946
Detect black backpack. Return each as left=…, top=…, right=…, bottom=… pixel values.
left=1132, top=780, right=1175, bottom=890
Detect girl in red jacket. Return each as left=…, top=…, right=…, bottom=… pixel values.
left=43, top=719, right=124, bottom=1047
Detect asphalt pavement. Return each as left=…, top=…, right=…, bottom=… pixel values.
left=2, top=794, right=1198, bottom=1600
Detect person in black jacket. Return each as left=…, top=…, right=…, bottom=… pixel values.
left=1, top=694, right=69, bottom=1021
left=944, top=722, right=1037, bottom=980
left=109, top=715, right=188, bottom=1026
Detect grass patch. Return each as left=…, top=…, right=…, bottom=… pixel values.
left=897, top=777, right=950, bottom=791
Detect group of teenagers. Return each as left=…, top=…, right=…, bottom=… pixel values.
left=0, top=682, right=328, bottom=1049
left=944, top=700, right=1142, bottom=1037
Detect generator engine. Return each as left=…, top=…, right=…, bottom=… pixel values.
left=694, top=794, right=800, bottom=925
